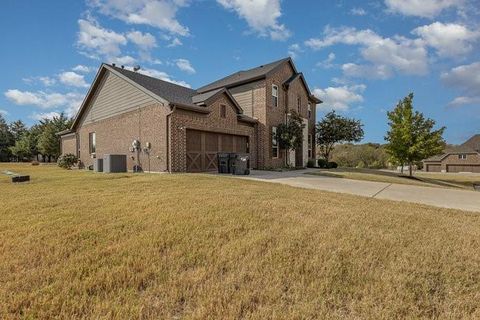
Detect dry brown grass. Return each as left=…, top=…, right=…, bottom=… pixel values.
left=1, top=164, right=479, bottom=319
left=307, top=167, right=480, bottom=190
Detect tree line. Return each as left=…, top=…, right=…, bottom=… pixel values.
left=0, top=113, right=72, bottom=163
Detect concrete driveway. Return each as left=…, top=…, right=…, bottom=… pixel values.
left=235, top=169, right=480, bottom=213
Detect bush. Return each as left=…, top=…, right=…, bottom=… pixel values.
left=31, top=160, right=39, bottom=166
left=57, top=153, right=78, bottom=169
left=327, top=161, right=338, bottom=169
left=317, top=158, right=328, bottom=168
left=307, top=159, right=316, bottom=168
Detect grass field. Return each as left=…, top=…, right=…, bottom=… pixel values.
left=1, top=164, right=480, bottom=319
left=306, top=167, right=480, bottom=190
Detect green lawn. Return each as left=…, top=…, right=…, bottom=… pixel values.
left=1, top=164, right=479, bottom=319
left=306, top=167, right=480, bottom=190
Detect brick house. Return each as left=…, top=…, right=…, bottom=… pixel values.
left=423, top=134, right=480, bottom=173
left=59, top=57, right=321, bottom=172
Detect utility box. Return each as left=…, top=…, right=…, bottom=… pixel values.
left=94, top=158, right=103, bottom=172
left=103, top=154, right=127, bottom=173
left=231, top=153, right=250, bottom=175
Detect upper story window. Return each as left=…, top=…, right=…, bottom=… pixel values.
left=272, top=84, right=278, bottom=107
left=459, top=154, right=467, bottom=160
left=308, top=104, right=312, bottom=119
left=297, top=96, right=301, bottom=112
left=220, top=104, right=226, bottom=118
left=89, top=132, right=96, bottom=154
left=272, top=126, right=278, bottom=158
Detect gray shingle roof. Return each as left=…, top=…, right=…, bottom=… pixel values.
left=191, top=88, right=224, bottom=104
left=461, top=134, right=480, bottom=152
left=196, top=57, right=291, bottom=93
left=424, top=134, right=480, bottom=161
left=111, top=65, right=197, bottom=106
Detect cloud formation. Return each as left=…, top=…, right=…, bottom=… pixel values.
left=313, top=84, right=366, bottom=111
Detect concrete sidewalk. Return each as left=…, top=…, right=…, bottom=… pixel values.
left=235, top=169, right=480, bottom=213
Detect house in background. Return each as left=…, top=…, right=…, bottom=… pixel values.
left=59, top=57, right=321, bottom=172
left=423, top=134, right=480, bottom=173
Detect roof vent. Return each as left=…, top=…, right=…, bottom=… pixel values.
left=133, top=65, right=141, bottom=72
left=121, top=65, right=125, bottom=69
left=112, top=63, right=116, bottom=67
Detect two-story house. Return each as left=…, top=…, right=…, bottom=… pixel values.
left=59, top=57, right=321, bottom=172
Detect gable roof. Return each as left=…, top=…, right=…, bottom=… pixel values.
left=196, top=57, right=292, bottom=93
left=283, top=72, right=322, bottom=103
left=461, top=134, right=480, bottom=152
left=424, top=134, right=480, bottom=162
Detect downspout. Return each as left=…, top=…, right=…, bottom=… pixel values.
left=166, top=104, right=176, bottom=173
left=284, top=85, right=289, bottom=167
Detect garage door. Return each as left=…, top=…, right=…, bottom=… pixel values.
left=186, top=130, right=248, bottom=172
left=426, top=164, right=441, bottom=172
left=446, top=165, right=480, bottom=173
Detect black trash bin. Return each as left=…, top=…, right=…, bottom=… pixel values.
left=217, top=153, right=231, bottom=173
left=231, top=153, right=250, bottom=175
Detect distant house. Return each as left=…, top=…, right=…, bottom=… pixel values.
left=59, top=57, right=321, bottom=172
left=423, top=134, right=480, bottom=173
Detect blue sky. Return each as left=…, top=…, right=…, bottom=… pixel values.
left=0, top=0, right=479, bottom=144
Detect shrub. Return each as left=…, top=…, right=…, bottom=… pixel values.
left=57, top=153, right=78, bottom=169
left=317, top=158, right=328, bottom=168
left=31, top=160, right=39, bottom=166
left=307, top=159, right=316, bottom=168
left=327, top=161, right=338, bottom=169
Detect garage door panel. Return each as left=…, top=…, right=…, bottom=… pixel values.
left=426, top=164, right=441, bottom=172
left=447, top=165, right=480, bottom=173
left=186, top=130, right=249, bottom=172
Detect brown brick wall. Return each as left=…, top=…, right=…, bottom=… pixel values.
left=170, top=93, right=256, bottom=172
left=77, top=103, right=168, bottom=172
left=425, top=153, right=480, bottom=171
left=60, top=134, right=76, bottom=156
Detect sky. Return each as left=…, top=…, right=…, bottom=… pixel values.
left=0, top=0, right=479, bottom=144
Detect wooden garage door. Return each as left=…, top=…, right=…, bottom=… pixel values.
left=186, top=130, right=248, bottom=172
left=426, top=164, right=441, bottom=172
left=446, top=165, right=480, bottom=173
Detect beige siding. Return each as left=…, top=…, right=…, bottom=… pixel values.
left=230, top=80, right=263, bottom=117
left=79, top=70, right=156, bottom=126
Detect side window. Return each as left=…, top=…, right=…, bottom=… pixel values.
left=272, top=84, right=278, bottom=107
left=220, top=104, right=226, bottom=118
left=89, top=132, right=96, bottom=154
left=272, top=126, right=278, bottom=158
left=458, top=154, right=467, bottom=160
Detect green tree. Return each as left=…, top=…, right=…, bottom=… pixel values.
left=316, top=111, right=364, bottom=162
left=276, top=110, right=305, bottom=166
left=37, top=113, right=72, bottom=161
left=9, top=133, right=32, bottom=161
left=0, top=114, right=13, bottom=161
left=9, top=120, right=27, bottom=142
left=385, top=93, right=445, bottom=176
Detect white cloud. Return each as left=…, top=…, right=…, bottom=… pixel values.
left=77, top=18, right=127, bottom=59
left=59, top=71, right=89, bottom=88
left=90, top=0, right=190, bottom=36
left=316, top=52, right=336, bottom=69
left=384, top=0, right=464, bottom=18
left=342, top=63, right=393, bottom=79
left=288, top=43, right=302, bottom=58
left=313, top=84, right=366, bottom=111
left=412, top=22, right=479, bottom=57
left=305, top=26, right=429, bottom=78
left=5, top=89, right=84, bottom=115
left=217, top=0, right=291, bottom=40
left=350, top=7, right=367, bottom=16
left=72, top=65, right=92, bottom=73
left=111, top=55, right=137, bottom=66
left=137, top=67, right=191, bottom=87
left=23, top=76, right=56, bottom=86
left=175, top=58, right=195, bottom=74
left=126, top=30, right=157, bottom=50
left=448, top=96, right=480, bottom=107
left=167, top=37, right=182, bottom=47
left=29, top=111, right=61, bottom=121
left=441, top=61, right=480, bottom=106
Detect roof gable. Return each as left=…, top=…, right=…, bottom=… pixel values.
left=461, top=134, right=480, bottom=151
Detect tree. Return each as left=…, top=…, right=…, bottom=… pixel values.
left=0, top=114, right=13, bottom=161
left=9, top=133, right=32, bottom=161
left=9, top=120, right=27, bottom=141
left=276, top=110, right=305, bottom=166
left=385, top=93, right=445, bottom=177
left=37, top=113, right=72, bottom=161
left=316, top=111, right=364, bottom=162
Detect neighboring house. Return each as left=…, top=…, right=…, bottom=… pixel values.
left=59, top=57, right=321, bottom=172
left=423, top=134, right=480, bottom=173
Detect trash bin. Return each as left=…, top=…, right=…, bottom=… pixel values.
left=217, top=153, right=231, bottom=173
left=94, top=158, right=103, bottom=172
left=231, top=153, right=250, bottom=175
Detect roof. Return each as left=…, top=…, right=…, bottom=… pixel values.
left=196, top=57, right=292, bottom=93
left=111, top=65, right=197, bottom=106
left=461, top=134, right=480, bottom=152
left=424, top=134, right=480, bottom=162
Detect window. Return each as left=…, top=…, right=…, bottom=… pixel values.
left=272, top=84, right=278, bottom=107
left=220, top=104, right=226, bottom=118
left=308, top=134, right=313, bottom=158
left=272, top=126, right=278, bottom=158
left=297, top=96, right=301, bottom=112
left=459, top=154, right=467, bottom=160
left=308, top=104, right=312, bottom=119
left=89, top=132, right=96, bottom=154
